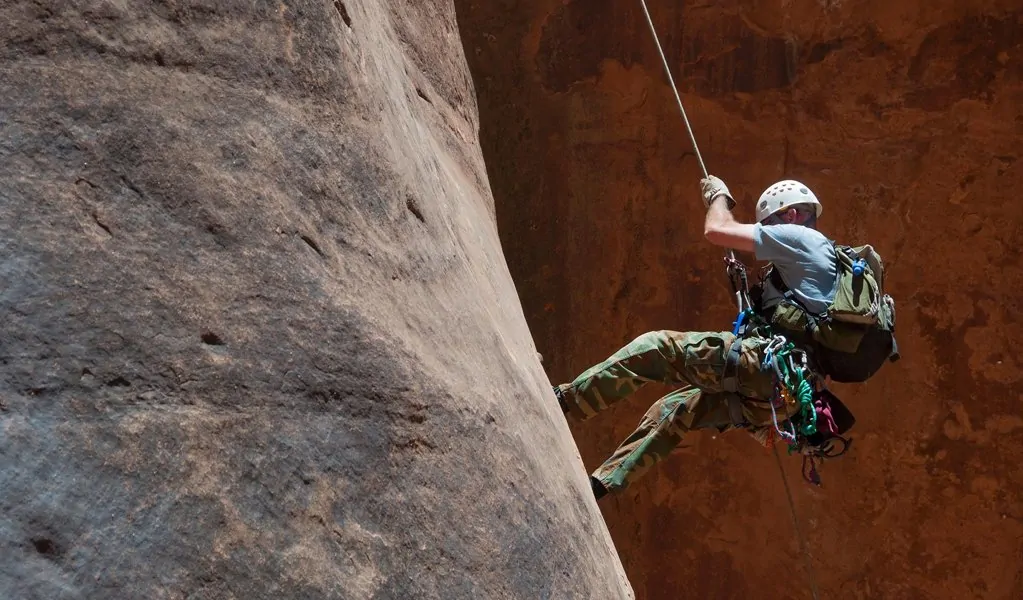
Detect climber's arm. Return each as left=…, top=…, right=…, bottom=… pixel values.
left=704, top=196, right=755, bottom=253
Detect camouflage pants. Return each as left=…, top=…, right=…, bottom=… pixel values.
left=557, top=330, right=800, bottom=495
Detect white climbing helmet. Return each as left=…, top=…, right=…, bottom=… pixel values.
left=755, top=180, right=823, bottom=223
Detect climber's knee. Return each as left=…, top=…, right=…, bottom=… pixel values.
left=623, top=330, right=679, bottom=358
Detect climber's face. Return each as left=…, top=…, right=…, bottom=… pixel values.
left=763, top=204, right=818, bottom=229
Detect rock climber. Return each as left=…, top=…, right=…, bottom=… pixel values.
left=553, top=175, right=899, bottom=500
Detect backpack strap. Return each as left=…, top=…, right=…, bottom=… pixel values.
left=768, top=267, right=827, bottom=329
left=721, top=336, right=747, bottom=426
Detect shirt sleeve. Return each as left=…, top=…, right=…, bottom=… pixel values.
left=753, top=223, right=827, bottom=262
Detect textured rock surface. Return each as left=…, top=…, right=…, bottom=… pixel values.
left=455, top=0, right=1023, bottom=598
left=0, top=1, right=634, bottom=598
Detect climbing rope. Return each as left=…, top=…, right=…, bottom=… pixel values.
left=636, top=3, right=820, bottom=598
left=773, top=443, right=822, bottom=600
left=637, top=0, right=708, bottom=179
left=637, top=0, right=742, bottom=274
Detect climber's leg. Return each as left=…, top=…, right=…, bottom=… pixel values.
left=589, top=389, right=740, bottom=498
left=556, top=330, right=775, bottom=421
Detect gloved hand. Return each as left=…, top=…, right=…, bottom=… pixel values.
left=700, top=175, right=735, bottom=209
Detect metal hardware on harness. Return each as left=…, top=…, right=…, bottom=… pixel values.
left=724, top=255, right=751, bottom=314
left=800, top=435, right=852, bottom=486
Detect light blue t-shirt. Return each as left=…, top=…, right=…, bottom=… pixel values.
left=753, top=223, right=838, bottom=314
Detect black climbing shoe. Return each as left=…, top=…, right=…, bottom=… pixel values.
left=590, top=476, right=608, bottom=501
left=552, top=385, right=570, bottom=415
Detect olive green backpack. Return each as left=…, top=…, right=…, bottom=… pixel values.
left=759, top=243, right=900, bottom=383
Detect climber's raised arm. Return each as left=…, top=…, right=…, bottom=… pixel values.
left=700, top=175, right=755, bottom=253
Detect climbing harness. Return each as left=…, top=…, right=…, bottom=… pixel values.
left=637, top=3, right=827, bottom=598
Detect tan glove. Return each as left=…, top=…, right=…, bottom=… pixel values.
left=700, top=175, right=735, bottom=209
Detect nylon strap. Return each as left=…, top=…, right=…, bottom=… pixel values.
left=726, top=395, right=746, bottom=427
left=722, top=337, right=747, bottom=426
left=722, top=337, right=743, bottom=393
